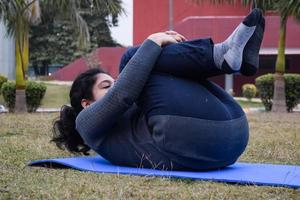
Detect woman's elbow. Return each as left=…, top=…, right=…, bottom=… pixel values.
left=75, top=116, right=106, bottom=149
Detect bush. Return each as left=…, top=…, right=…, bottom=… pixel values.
left=26, top=81, right=47, bottom=112
left=1, top=81, right=47, bottom=112
left=285, top=74, right=300, bottom=111
left=242, top=84, right=257, bottom=101
left=255, top=73, right=300, bottom=112
left=1, top=81, right=16, bottom=112
left=0, top=75, right=8, bottom=94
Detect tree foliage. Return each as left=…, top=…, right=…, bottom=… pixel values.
left=29, top=4, right=120, bottom=66
left=0, top=0, right=124, bottom=112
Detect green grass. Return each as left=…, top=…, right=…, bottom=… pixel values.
left=40, top=83, right=70, bottom=108
left=0, top=112, right=299, bottom=199
left=236, top=100, right=263, bottom=108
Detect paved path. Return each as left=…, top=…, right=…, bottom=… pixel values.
left=35, top=80, right=73, bottom=86
left=234, top=97, right=262, bottom=103
left=0, top=107, right=61, bottom=113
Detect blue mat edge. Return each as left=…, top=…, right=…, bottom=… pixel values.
left=28, top=156, right=300, bottom=189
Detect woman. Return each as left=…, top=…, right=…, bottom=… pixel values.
left=52, top=9, right=265, bottom=171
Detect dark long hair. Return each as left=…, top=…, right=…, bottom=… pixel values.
left=51, top=68, right=107, bottom=155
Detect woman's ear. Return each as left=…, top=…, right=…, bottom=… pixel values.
left=81, top=99, right=91, bottom=109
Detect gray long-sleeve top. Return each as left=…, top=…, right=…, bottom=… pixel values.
left=75, top=39, right=181, bottom=169
left=76, top=39, right=161, bottom=147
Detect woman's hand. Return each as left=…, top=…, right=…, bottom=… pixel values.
left=147, top=31, right=187, bottom=46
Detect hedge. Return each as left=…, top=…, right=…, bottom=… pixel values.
left=242, top=84, right=257, bottom=101
left=1, top=81, right=47, bottom=112
left=26, top=81, right=47, bottom=112
left=1, top=81, right=15, bottom=112
left=255, top=73, right=300, bottom=112
left=0, top=75, right=8, bottom=93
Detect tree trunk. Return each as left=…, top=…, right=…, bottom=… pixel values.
left=15, top=89, right=27, bottom=113
left=272, top=72, right=286, bottom=112
left=272, top=15, right=287, bottom=112
left=15, top=31, right=28, bottom=113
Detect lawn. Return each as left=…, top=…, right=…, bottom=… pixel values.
left=40, top=83, right=70, bottom=108
left=236, top=100, right=263, bottom=108
left=0, top=112, right=299, bottom=199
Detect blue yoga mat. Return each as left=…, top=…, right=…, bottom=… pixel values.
left=29, top=156, right=300, bottom=188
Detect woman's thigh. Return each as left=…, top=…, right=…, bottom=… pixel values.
left=138, top=73, right=244, bottom=120
left=119, top=39, right=224, bottom=80
left=153, top=38, right=223, bottom=79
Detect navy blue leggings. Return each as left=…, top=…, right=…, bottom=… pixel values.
left=119, top=38, right=245, bottom=121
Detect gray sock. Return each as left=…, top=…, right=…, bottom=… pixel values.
left=213, top=23, right=256, bottom=71
left=213, top=26, right=238, bottom=69
left=213, top=43, right=228, bottom=69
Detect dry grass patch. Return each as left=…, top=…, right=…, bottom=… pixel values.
left=0, top=112, right=299, bottom=199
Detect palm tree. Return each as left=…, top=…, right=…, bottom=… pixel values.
left=192, top=0, right=300, bottom=112
left=0, top=0, right=40, bottom=112
left=266, top=0, right=300, bottom=112
left=0, top=0, right=123, bottom=112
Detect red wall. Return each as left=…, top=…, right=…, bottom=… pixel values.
left=172, top=16, right=300, bottom=48
left=133, top=0, right=250, bottom=44
left=51, top=47, right=126, bottom=81
left=134, top=0, right=300, bottom=85
left=51, top=58, right=88, bottom=81
left=134, top=0, right=300, bottom=47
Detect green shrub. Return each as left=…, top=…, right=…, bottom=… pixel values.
left=25, top=81, right=47, bottom=112
left=1, top=81, right=47, bottom=112
left=285, top=74, right=300, bottom=111
left=1, top=81, right=16, bottom=112
left=242, top=84, right=257, bottom=101
left=255, top=73, right=300, bottom=112
left=0, top=75, right=8, bottom=94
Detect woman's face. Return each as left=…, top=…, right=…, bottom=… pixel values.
left=92, top=73, right=115, bottom=101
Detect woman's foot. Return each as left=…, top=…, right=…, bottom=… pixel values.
left=240, top=13, right=265, bottom=76
left=213, top=8, right=265, bottom=76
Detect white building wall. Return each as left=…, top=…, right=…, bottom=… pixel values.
left=0, top=20, right=15, bottom=80
left=225, top=74, right=234, bottom=95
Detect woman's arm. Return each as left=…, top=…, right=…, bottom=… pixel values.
left=75, top=33, right=183, bottom=150
left=75, top=36, right=170, bottom=150
left=118, top=31, right=186, bottom=73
